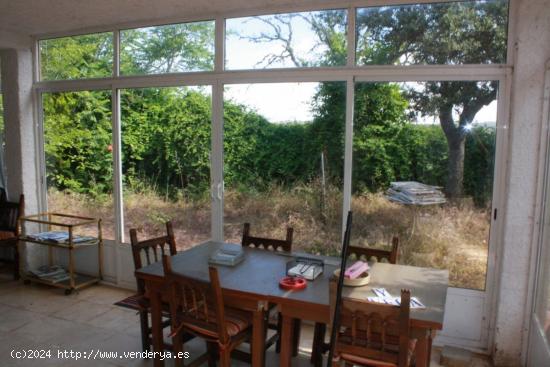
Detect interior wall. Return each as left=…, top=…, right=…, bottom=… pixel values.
left=0, top=49, right=45, bottom=271
left=492, top=0, right=550, bottom=365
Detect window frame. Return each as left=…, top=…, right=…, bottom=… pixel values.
left=32, top=0, right=514, bottom=293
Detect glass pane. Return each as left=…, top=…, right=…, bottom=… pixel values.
left=120, top=86, right=212, bottom=249
left=535, top=229, right=550, bottom=341
left=120, top=21, right=215, bottom=75
left=356, top=0, right=508, bottom=65
left=43, top=90, right=115, bottom=240
left=352, top=81, right=498, bottom=290
left=223, top=82, right=345, bottom=254
left=40, top=33, right=113, bottom=80
left=534, top=114, right=550, bottom=341
left=226, top=9, right=347, bottom=70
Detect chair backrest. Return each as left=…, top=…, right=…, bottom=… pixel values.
left=0, top=194, right=25, bottom=235
left=162, top=255, right=230, bottom=345
left=348, top=236, right=399, bottom=264
left=130, top=221, right=177, bottom=292
left=330, top=281, right=411, bottom=367
left=241, top=222, right=293, bottom=252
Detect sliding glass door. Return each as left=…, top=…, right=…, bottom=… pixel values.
left=120, top=86, right=212, bottom=249
left=527, top=71, right=550, bottom=366
left=222, top=82, right=345, bottom=253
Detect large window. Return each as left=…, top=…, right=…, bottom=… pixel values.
left=35, top=0, right=510, bottom=291
left=39, top=33, right=113, bottom=80
left=120, top=86, right=212, bottom=248
left=223, top=82, right=345, bottom=252
left=352, top=81, right=498, bottom=290
left=120, top=21, right=215, bottom=75
left=42, top=90, right=115, bottom=239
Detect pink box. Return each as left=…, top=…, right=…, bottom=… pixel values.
left=344, top=261, right=369, bottom=279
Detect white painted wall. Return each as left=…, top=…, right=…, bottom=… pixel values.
left=492, top=0, right=550, bottom=365
left=0, top=49, right=45, bottom=271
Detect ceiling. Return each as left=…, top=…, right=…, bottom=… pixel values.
left=0, top=0, right=331, bottom=47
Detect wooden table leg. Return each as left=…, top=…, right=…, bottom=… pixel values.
left=415, top=330, right=431, bottom=367
left=149, top=288, right=165, bottom=367
left=252, top=308, right=266, bottom=367
left=280, top=313, right=294, bottom=367
left=311, top=322, right=326, bottom=367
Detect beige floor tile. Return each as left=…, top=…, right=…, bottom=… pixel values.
left=0, top=285, right=80, bottom=314
left=85, top=305, right=139, bottom=332
left=52, top=300, right=112, bottom=323
left=75, top=284, right=135, bottom=306
left=0, top=278, right=462, bottom=367
left=0, top=303, right=43, bottom=332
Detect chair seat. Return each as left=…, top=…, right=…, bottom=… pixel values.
left=339, top=329, right=417, bottom=365
left=339, top=353, right=398, bottom=367
left=0, top=231, right=16, bottom=241
left=180, top=307, right=251, bottom=339
left=114, top=293, right=170, bottom=315
left=114, top=293, right=149, bottom=311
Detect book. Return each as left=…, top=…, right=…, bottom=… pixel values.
left=209, top=244, right=245, bottom=266
left=287, top=258, right=324, bottom=280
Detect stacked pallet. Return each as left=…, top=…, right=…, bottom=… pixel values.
left=386, top=181, right=447, bottom=205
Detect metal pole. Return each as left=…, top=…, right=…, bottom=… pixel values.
left=327, top=211, right=352, bottom=367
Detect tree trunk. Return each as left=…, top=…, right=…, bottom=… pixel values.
left=446, top=136, right=465, bottom=197
left=439, top=105, right=466, bottom=198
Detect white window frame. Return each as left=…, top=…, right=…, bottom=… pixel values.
left=32, top=3, right=514, bottom=350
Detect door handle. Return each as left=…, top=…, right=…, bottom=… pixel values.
left=217, top=182, right=223, bottom=200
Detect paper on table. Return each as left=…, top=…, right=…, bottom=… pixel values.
left=410, top=297, right=426, bottom=309
left=368, top=288, right=426, bottom=309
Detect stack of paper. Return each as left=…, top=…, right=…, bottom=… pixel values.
left=367, top=288, right=426, bottom=309
left=27, top=231, right=96, bottom=244
left=209, top=244, right=245, bottom=266
left=287, top=262, right=323, bottom=280
left=386, top=181, right=447, bottom=206
left=29, top=265, right=70, bottom=283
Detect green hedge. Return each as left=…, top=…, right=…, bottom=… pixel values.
left=43, top=87, right=495, bottom=206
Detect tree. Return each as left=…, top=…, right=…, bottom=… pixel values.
left=120, top=22, right=214, bottom=74
left=356, top=1, right=508, bottom=196
left=238, top=11, right=410, bottom=189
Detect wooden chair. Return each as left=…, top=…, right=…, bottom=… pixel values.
left=330, top=281, right=414, bottom=367
left=348, top=236, right=400, bottom=264
left=163, top=255, right=252, bottom=367
left=0, top=194, right=24, bottom=280
left=114, top=221, right=179, bottom=353
left=242, top=222, right=293, bottom=252
left=241, top=222, right=300, bottom=355
left=311, top=236, right=401, bottom=366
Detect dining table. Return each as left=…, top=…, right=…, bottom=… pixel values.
left=134, top=240, right=449, bottom=367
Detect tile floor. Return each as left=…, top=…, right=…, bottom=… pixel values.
left=0, top=274, right=482, bottom=367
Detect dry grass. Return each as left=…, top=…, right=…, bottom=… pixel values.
left=48, top=186, right=490, bottom=290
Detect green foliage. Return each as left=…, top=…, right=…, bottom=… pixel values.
left=43, top=91, right=113, bottom=197
left=121, top=88, right=212, bottom=198
left=40, top=7, right=500, bottom=208
left=356, top=0, right=508, bottom=65
left=40, top=33, right=113, bottom=80
left=120, top=22, right=215, bottom=75
left=464, top=126, right=496, bottom=206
